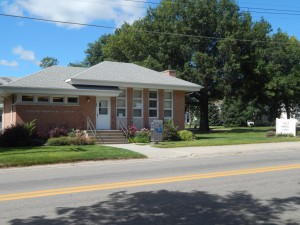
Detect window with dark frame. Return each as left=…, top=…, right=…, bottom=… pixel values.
left=149, top=90, right=158, bottom=118
left=133, top=90, right=142, bottom=117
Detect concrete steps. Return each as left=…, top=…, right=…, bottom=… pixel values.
left=85, top=130, right=128, bottom=144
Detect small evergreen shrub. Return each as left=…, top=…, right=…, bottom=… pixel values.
left=46, top=136, right=95, bottom=146
left=162, top=119, right=180, bottom=141
left=178, top=130, right=195, bottom=141
left=266, top=131, right=276, bottom=137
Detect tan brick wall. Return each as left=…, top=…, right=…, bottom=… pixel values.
left=158, top=89, right=164, bottom=120
left=111, top=97, right=116, bottom=130
left=3, top=89, right=187, bottom=132
left=143, top=88, right=149, bottom=128
left=3, top=96, right=15, bottom=128
left=127, top=88, right=133, bottom=126
left=173, top=91, right=185, bottom=130
left=14, top=96, right=96, bottom=132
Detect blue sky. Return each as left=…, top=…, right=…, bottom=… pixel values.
left=1, top=0, right=300, bottom=77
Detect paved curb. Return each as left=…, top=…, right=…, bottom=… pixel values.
left=105, top=142, right=300, bottom=159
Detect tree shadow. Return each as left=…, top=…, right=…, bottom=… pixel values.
left=9, top=190, right=300, bottom=225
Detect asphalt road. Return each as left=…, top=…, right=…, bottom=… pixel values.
left=0, top=147, right=300, bottom=225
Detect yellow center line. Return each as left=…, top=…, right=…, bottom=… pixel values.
left=1, top=163, right=300, bottom=202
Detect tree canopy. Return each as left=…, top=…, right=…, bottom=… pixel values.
left=40, top=57, right=59, bottom=68
left=73, top=0, right=300, bottom=129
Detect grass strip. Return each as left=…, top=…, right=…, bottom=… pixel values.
left=0, top=145, right=146, bottom=168
left=155, top=126, right=300, bottom=148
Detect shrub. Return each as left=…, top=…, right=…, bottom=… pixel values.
left=132, top=129, right=151, bottom=143
left=0, top=120, right=45, bottom=147
left=24, top=119, right=36, bottom=136
left=48, top=127, right=69, bottom=138
left=178, top=130, right=195, bottom=141
left=127, top=125, right=138, bottom=138
left=266, top=131, right=276, bottom=137
left=162, top=119, right=180, bottom=141
left=276, top=133, right=295, bottom=137
left=46, top=136, right=95, bottom=146
left=0, top=123, right=31, bottom=147
left=68, top=128, right=84, bottom=137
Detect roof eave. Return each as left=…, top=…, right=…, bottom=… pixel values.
left=0, top=86, right=122, bottom=97
left=67, top=78, right=202, bottom=92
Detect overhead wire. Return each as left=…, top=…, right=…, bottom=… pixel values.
left=0, top=13, right=292, bottom=45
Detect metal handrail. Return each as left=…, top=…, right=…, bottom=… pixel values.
left=87, top=116, right=103, bottom=143
left=119, top=119, right=128, bottom=139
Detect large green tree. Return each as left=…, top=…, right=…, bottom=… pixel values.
left=77, top=0, right=300, bottom=129
left=101, top=0, right=263, bottom=131
left=264, top=31, right=300, bottom=119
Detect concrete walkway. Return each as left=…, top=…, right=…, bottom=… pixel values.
left=105, top=142, right=300, bottom=159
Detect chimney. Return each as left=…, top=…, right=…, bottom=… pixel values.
left=162, top=70, right=176, bottom=78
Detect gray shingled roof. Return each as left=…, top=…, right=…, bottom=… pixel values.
left=0, top=77, right=19, bottom=85
left=4, top=66, right=86, bottom=89
left=2, top=61, right=201, bottom=92
left=71, top=61, right=201, bottom=89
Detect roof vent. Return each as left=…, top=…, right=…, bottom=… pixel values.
left=162, top=70, right=176, bottom=78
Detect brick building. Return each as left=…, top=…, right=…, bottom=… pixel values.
left=0, top=61, right=201, bottom=132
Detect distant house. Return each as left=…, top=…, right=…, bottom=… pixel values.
left=0, top=61, right=201, bottom=132
left=0, top=77, right=19, bottom=129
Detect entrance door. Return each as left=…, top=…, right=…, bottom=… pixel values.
left=96, top=98, right=111, bottom=130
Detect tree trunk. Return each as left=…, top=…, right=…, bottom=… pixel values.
left=285, top=100, right=291, bottom=119
left=198, top=91, right=209, bottom=132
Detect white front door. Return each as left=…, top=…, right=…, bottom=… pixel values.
left=96, top=98, right=111, bottom=130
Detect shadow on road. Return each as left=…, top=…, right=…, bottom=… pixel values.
left=10, top=190, right=300, bottom=225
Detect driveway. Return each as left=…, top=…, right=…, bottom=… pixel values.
left=105, top=142, right=300, bottom=159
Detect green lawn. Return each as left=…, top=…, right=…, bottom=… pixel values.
left=155, top=126, right=300, bottom=148
left=0, top=145, right=146, bottom=168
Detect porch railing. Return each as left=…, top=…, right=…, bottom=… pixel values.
left=119, top=119, right=128, bottom=140
left=87, top=116, right=103, bottom=143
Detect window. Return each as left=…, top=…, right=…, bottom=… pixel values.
left=67, top=97, right=78, bottom=104
left=53, top=97, right=64, bottom=103
left=19, top=94, right=80, bottom=105
left=164, top=91, right=173, bottom=119
left=22, top=95, right=34, bottom=102
left=149, top=90, right=158, bottom=118
left=38, top=96, right=49, bottom=103
left=133, top=90, right=143, bottom=117
left=117, top=89, right=126, bottom=117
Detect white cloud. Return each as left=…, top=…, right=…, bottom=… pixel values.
left=0, top=59, right=18, bottom=67
left=12, top=46, right=40, bottom=65
left=13, top=46, right=35, bottom=61
left=2, top=0, right=146, bottom=29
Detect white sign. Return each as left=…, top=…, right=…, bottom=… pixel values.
left=276, top=118, right=297, bottom=136
left=151, top=120, right=163, bottom=143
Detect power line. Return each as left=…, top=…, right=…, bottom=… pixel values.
left=70, top=0, right=300, bottom=15
left=0, top=13, right=290, bottom=45
left=0, top=13, right=116, bottom=29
